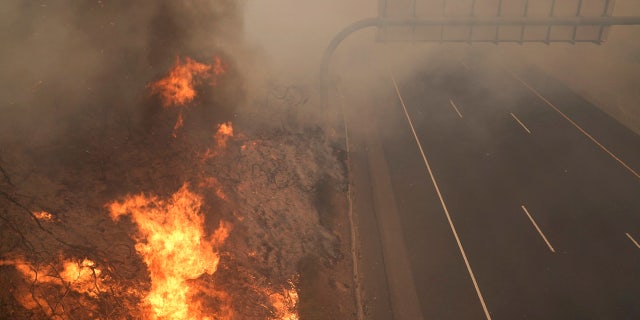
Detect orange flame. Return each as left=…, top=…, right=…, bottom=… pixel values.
left=33, top=211, right=54, bottom=221
left=1, top=256, right=106, bottom=316
left=60, top=259, right=103, bottom=294
left=149, top=55, right=226, bottom=137
left=149, top=56, right=212, bottom=107
left=108, top=183, right=230, bottom=320
left=200, top=122, right=235, bottom=161
left=215, top=122, right=233, bottom=149
left=172, top=111, right=185, bottom=138
left=2, top=257, right=102, bottom=291
left=269, top=284, right=299, bottom=320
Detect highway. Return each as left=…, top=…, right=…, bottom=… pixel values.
left=343, top=58, right=640, bottom=320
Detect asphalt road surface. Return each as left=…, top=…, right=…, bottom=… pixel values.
left=344, top=59, right=640, bottom=320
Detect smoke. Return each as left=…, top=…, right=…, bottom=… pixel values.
left=1, top=0, right=637, bottom=317
left=500, top=1, right=640, bottom=134
left=244, top=0, right=375, bottom=80
left=242, top=0, right=640, bottom=133
left=0, top=0, right=244, bottom=147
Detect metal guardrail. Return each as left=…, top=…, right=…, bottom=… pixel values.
left=319, top=15, right=640, bottom=109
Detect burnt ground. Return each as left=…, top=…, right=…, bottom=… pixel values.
left=233, top=84, right=356, bottom=320
left=0, top=78, right=356, bottom=319
left=1, top=1, right=357, bottom=319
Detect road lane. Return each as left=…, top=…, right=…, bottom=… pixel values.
left=375, top=59, right=640, bottom=319
left=392, top=74, right=492, bottom=320
left=508, top=70, right=640, bottom=179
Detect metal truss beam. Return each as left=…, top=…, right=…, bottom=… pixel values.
left=320, top=15, right=640, bottom=109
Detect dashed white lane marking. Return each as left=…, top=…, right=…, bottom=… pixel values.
left=508, top=70, right=640, bottom=180
left=449, top=99, right=463, bottom=118
left=510, top=112, right=532, bottom=134
left=461, top=62, right=472, bottom=71
left=521, top=205, right=556, bottom=253
left=626, top=233, right=640, bottom=249
left=391, top=73, right=492, bottom=320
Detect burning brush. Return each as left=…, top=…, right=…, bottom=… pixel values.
left=108, top=183, right=232, bottom=319
left=0, top=0, right=352, bottom=312
left=149, top=56, right=226, bottom=137
left=0, top=51, right=301, bottom=319
left=0, top=2, right=351, bottom=318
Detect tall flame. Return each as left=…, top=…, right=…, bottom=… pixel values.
left=108, top=183, right=230, bottom=320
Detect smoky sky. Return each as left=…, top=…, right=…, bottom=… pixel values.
left=242, top=0, right=640, bottom=134
left=0, top=0, right=243, bottom=146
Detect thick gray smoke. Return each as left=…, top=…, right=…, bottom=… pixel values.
left=0, top=0, right=244, bottom=146
left=242, top=0, right=640, bottom=133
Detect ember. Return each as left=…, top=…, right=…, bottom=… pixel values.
left=173, top=112, right=185, bottom=137
left=33, top=211, right=54, bottom=221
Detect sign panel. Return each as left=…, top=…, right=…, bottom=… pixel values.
left=378, top=0, right=616, bottom=43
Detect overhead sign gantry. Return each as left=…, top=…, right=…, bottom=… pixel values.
left=379, top=0, right=616, bottom=43
left=320, top=0, right=640, bottom=107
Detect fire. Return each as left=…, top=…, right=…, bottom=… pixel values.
left=149, top=56, right=213, bottom=107
left=173, top=111, right=185, bottom=137
left=1, top=256, right=106, bottom=316
left=215, top=122, right=233, bottom=148
left=1, top=257, right=100, bottom=288
left=149, top=55, right=226, bottom=137
left=108, top=183, right=230, bottom=320
left=62, top=259, right=99, bottom=282
left=200, top=122, right=234, bottom=160
left=33, top=210, right=53, bottom=221
left=269, top=284, right=299, bottom=320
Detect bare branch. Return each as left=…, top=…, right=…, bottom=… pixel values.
left=0, top=164, right=12, bottom=187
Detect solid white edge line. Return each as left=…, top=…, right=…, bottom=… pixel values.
left=510, top=112, right=532, bottom=134
left=449, top=99, right=463, bottom=118
left=337, top=90, right=364, bottom=320
left=507, top=70, right=640, bottom=180
left=626, top=233, right=640, bottom=249
left=391, top=72, right=492, bottom=320
left=521, top=205, right=556, bottom=253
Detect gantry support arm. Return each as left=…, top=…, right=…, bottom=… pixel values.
left=320, top=15, right=640, bottom=109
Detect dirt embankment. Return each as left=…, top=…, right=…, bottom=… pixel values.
left=0, top=1, right=356, bottom=319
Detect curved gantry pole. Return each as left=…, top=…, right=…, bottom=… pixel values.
left=319, top=15, right=640, bottom=109
left=319, top=17, right=382, bottom=110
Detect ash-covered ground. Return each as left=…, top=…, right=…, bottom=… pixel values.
left=0, top=1, right=355, bottom=319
